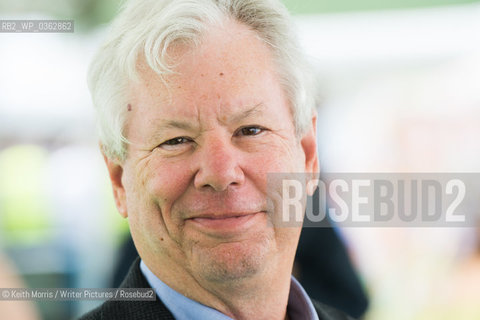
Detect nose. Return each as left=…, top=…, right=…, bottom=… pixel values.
left=193, top=137, right=245, bottom=191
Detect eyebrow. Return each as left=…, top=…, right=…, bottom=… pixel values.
left=146, top=102, right=266, bottom=143
left=157, top=102, right=266, bottom=130
left=142, top=120, right=197, bottom=146
left=223, top=102, right=265, bottom=124
left=160, top=120, right=196, bottom=131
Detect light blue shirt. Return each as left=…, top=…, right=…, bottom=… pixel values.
left=140, top=260, right=319, bottom=320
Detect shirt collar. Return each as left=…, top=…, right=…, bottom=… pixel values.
left=288, top=276, right=319, bottom=320
left=140, top=260, right=318, bottom=320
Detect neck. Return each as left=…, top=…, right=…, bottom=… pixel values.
left=145, top=255, right=293, bottom=320
left=198, top=267, right=292, bottom=320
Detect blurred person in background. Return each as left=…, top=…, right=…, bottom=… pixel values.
left=79, top=0, right=356, bottom=319
left=0, top=252, right=40, bottom=320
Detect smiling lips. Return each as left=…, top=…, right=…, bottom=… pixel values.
left=187, top=212, right=265, bottom=232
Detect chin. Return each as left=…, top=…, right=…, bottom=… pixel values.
left=190, top=236, right=272, bottom=283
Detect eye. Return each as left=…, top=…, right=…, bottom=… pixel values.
left=235, top=126, right=266, bottom=137
left=157, top=137, right=193, bottom=150
left=163, top=137, right=190, bottom=145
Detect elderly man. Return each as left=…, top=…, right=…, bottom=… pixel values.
left=80, top=0, right=353, bottom=319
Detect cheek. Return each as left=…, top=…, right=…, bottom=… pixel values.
left=256, top=142, right=307, bottom=228
left=252, top=139, right=304, bottom=173
left=144, top=158, right=193, bottom=215
left=127, top=159, right=193, bottom=252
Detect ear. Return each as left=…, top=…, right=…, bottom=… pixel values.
left=102, top=151, right=128, bottom=218
left=300, top=113, right=320, bottom=196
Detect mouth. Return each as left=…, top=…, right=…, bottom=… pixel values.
left=186, top=212, right=265, bottom=234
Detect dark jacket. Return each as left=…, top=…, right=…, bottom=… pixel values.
left=79, top=258, right=354, bottom=320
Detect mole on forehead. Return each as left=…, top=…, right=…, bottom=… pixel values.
left=127, top=104, right=132, bottom=111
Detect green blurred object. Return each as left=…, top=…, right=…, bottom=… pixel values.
left=0, top=0, right=479, bottom=30
left=282, top=0, right=480, bottom=14
left=0, top=145, right=53, bottom=246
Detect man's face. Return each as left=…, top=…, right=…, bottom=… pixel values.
left=108, top=20, right=318, bottom=285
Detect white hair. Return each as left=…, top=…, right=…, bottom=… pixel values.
left=88, top=0, right=316, bottom=161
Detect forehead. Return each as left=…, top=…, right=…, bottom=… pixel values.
left=128, top=19, right=289, bottom=126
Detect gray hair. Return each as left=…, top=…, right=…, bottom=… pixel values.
left=88, top=0, right=316, bottom=161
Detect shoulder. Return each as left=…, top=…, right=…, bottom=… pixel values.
left=313, top=300, right=357, bottom=320
left=78, top=299, right=174, bottom=320
left=77, top=258, right=174, bottom=320
left=78, top=305, right=101, bottom=320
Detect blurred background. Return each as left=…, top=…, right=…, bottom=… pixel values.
left=1, top=0, right=480, bottom=319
